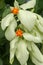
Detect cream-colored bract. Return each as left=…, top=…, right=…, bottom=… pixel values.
left=31, top=54, right=43, bottom=65
left=14, top=0, right=19, bottom=8
left=23, top=33, right=42, bottom=43
left=10, top=39, right=29, bottom=65
left=14, top=0, right=36, bottom=10
left=16, top=40, right=29, bottom=65
left=30, top=43, right=43, bottom=65
left=5, top=18, right=17, bottom=41
left=10, top=37, right=18, bottom=64
left=18, top=10, right=37, bottom=31
left=20, top=0, right=36, bottom=10
left=36, top=14, right=43, bottom=33
left=31, top=43, right=43, bottom=62
left=1, top=13, right=14, bottom=30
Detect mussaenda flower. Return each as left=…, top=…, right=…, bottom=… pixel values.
left=1, top=0, right=36, bottom=30
left=1, top=0, right=37, bottom=40
left=1, top=0, right=43, bottom=65
left=10, top=0, right=43, bottom=33
left=1, top=21, right=43, bottom=65
left=9, top=28, right=43, bottom=65
left=10, top=0, right=43, bottom=41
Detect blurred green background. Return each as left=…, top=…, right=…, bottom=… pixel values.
left=0, top=0, right=43, bottom=65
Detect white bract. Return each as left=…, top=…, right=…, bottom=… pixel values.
left=1, top=13, right=14, bottom=30
left=20, top=0, right=36, bottom=10
left=23, top=33, right=42, bottom=43
left=1, top=0, right=43, bottom=65
left=30, top=43, right=43, bottom=65
left=5, top=19, right=17, bottom=41
left=18, top=10, right=37, bottom=31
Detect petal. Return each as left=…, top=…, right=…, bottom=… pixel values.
left=31, top=26, right=43, bottom=42
left=27, top=41, right=32, bottom=51
left=36, top=14, right=43, bottom=25
left=23, top=33, right=42, bottom=43
left=20, top=0, right=36, bottom=10
left=37, top=20, right=43, bottom=33
left=1, top=13, right=14, bottom=30
left=10, top=37, right=18, bottom=64
left=36, top=14, right=43, bottom=33
left=18, top=10, right=37, bottom=31
left=24, top=63, right=27, bottom=65
left=14, top=0, right=19, bottom=8
left=31, top=54, right=43, bottom=65
left=5, top=18, right=17, bottom=41
left=31, top=43, right=43, bottom=63
left=16, top=40, right=29, bottom=65
left=21, top=63, right=27, bottom=65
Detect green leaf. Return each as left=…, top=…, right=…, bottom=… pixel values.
left=0, top=0, right=5, bottom=9
left=0, top=24, right=4, bottom=39
left=0, top=9, right=3, bottom=20
left=39, top=0, right=43, bottom=9
left=34, top=0, right=39, bottom=13
left=2, top=6, right=11, bottom=18
left=0, top=58, right=3, bottom=65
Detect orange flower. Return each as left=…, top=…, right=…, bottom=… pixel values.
left=16, top=29, right=23, bottom=37
left=11, top=7, right=19, bottom=15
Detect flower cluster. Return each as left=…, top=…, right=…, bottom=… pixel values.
left=1, top=0, right=43, bottom=65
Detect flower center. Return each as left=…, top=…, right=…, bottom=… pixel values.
left=16, top=29, right=23, bottom=37
left=11, top=7, right=19, bottom=15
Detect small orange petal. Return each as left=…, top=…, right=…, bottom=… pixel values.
left=11, top=7, right=19, bottom=15
left=16, top=29, right=23, bottom=37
